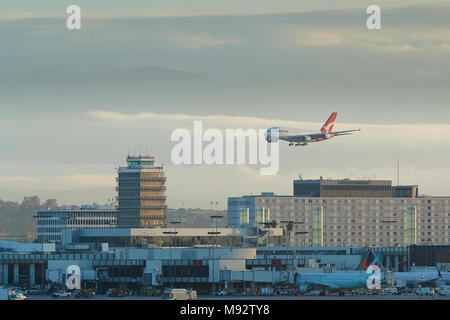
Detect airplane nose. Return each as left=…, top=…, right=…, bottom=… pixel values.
left=265, top=129, right=271, bottom=143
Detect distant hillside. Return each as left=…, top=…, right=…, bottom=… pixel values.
left=0, top=66, right=224, bottom=113
left=0, top=196, right=58, bottom=242
left=0, top=196, right=227, bottom=242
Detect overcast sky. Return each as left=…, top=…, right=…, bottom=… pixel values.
left=0, top=1, right=449, bottom=208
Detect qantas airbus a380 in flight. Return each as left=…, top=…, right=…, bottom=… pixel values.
left=265, top=112, right=360, bottom=146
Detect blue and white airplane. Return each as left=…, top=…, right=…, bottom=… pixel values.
left=295, top=253, right=384, bottom=294
left=388, top=269, right=449, bottom=287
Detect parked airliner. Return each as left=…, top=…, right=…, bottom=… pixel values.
left=265, top=112, right=360, bottom=146
left=295, top=253, right=384, bottom=294
left=389, top=269, right=449, bottom=287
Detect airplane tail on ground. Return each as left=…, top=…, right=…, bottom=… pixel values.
left=357, top=251, right=376, bottom=270
left=369, top=252, right=385, bottom=272
left=320, top=112, right=338, bottom=133
left=358, top=251, right=384, bottom=271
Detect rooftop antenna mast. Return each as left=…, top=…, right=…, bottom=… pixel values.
left=397, top=156, right=400, bottom=186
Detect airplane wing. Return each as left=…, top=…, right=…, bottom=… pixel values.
left=282, top=133, right=328, bottom=143
left=302, top=281, right=339, bottom=290
left=282, top=129, right=360, bottom=143
left=281, top=135, right=312, bottom=143
left=329, top=129, right=361, bottom=136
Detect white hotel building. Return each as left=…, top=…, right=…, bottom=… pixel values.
left=36, top=205, right=118, bottom=243
left=252, top=195, right=450, bottom=247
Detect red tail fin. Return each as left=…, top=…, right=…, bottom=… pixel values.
left=321, top=112, right=337, bottom=133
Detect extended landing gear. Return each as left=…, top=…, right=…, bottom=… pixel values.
left=289, top=142, right=309, bottom=147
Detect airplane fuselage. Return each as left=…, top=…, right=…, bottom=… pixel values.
left=390, top=271, right=449, bottom=286
left=265, top=127, right=332, bottom=145
left=297, top=273, right=367, bottom=289
left=295, top=272, right=383, bottom=292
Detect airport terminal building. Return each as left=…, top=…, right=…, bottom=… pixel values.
left=60, top=226, right=284, bottom=248
left=2, top=239, right=448, bottom=293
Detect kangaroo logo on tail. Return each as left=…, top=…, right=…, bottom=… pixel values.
left=321, top=112, right=338, bottom=133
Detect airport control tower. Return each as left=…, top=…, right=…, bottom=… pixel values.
left=117, top=155, right=167, bottom=228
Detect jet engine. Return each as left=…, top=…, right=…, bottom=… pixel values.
left=299, top=284, right=308, bottom=294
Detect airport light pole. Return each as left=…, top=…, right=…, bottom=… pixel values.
left=170, top=221, right=181, bottom=284
left=164, top=224, right=179, bottom=287
left=280, top=220, right=293, bottom=247
left=281, top=220, right=304, bottom=247
left=295, top=232, right=309, bottom=266
left=210, top=210, right=223, bottom=295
